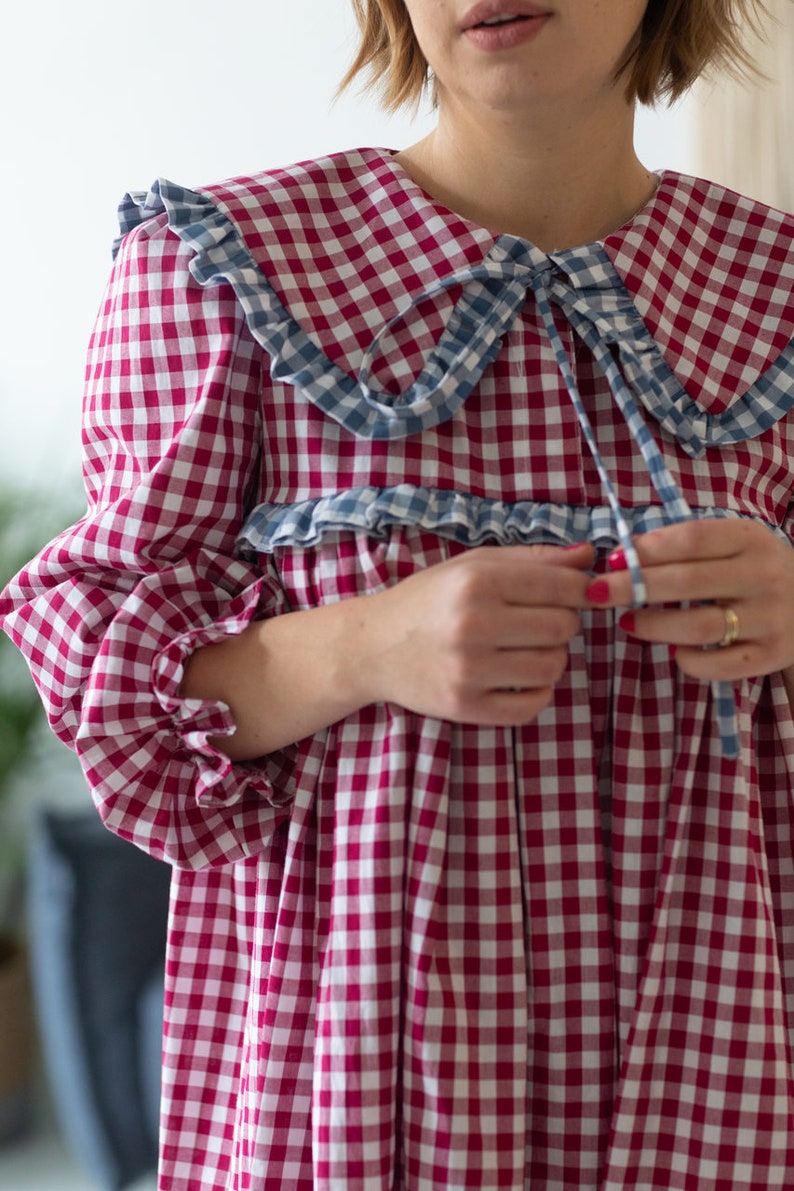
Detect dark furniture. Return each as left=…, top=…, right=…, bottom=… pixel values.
left=27, top=809, right=170, bottom=1190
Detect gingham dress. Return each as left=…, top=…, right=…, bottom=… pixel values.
left=4, top=148, right=794, bottom=1188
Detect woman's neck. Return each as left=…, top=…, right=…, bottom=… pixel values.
left=395, top=94, right=656, bottom=252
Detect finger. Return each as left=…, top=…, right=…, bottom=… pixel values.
left=619, top=603, right=790, bottom=684
left=588, top=521, right=784, bottom=609
left=483, top=543, right=596, bottom=593
left=462, top=686, right=557, bottom=727
left=632, top=518, right=756, bottom=567
left=442, top=646, right=570, bottom=725
left=447, top=603, right=581, bottom=652
left=487, top=645, right=571, bottom=692
left=673, top=641, right=772, bottom=684
left=619, top=604, right=752, bottom=649
left=537, top=542, right=596, bottom=570
left=497, top=542, right=595, bottom=569
left=495, top=607, right=582, bottom=649
left=495, top=552, right=595, bottom=607
left=445, top=547, right=594, bottom=609
left=598, top=558, right=777, bottom=611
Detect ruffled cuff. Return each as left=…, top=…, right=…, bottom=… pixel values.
left=152, top=574, right=296, bottom=810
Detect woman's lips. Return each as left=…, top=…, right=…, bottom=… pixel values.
left=461, top=3, right=552, bottom=51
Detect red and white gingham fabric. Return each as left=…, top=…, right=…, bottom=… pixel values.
left=4, top=149, right=794, bottom=1188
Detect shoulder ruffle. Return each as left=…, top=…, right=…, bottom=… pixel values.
left=115, top=178, right=505, bottom=440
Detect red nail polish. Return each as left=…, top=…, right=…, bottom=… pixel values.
left=619, top=611, right=635, bottom=633
left=608, top=548, right=628, bottom=572
left=585, top=579, right=610, bottom=605
left=563, top=542, right=585, bottom=551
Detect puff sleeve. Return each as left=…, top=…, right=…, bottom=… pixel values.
left=0, top=214, right=295, bottom=869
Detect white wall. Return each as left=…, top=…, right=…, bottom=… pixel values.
left=1, top=2, right=699, bottom=492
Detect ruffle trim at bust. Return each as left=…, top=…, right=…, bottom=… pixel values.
left=236, top=484, right=781, bottom=556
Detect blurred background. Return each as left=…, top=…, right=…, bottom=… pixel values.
left=0, top=1, right=791, bottom=1187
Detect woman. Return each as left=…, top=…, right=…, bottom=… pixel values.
left=3, top=0, right=794, bottom=1187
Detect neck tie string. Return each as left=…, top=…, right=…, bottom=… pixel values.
left=357, top=241, right=740, bottom=757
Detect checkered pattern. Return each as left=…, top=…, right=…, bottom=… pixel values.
left=3, top=148, right=794, bottom=1187
left=238, top=485, right=793, bottom=557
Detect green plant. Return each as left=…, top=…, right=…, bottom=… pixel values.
left=0, top=488, right=84, bottom=1142
left=0, top=488, right=81, bottom=886
left=0, top=495, right=48, bottom=784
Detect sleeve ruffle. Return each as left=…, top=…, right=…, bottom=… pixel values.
left=84, top=552, right=294, bottom=810
left=4, top=534, right=299, bottom=871
left=0, top=206, right=299, bottom=870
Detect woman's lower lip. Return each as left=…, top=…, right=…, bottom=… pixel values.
left=463, top=14, right=550, bottom=51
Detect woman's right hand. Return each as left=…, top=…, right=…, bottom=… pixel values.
left=361, top=542, right=594, bottom=726
left=184, top=542, right=595, bottom=758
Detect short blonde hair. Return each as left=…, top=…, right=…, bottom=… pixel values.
left=340, top=0, right=770, bottom=110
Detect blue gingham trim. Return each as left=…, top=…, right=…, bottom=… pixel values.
left=238, top=486, right=769, bottom=761
left=116, top=182, right=517, bottom=440
left=236, top=485, right=784, bottom=556
left=115, top=184, right=794, bottom=454
left=545, top=240, right=794, bottom=456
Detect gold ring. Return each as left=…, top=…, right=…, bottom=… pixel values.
left=717, top=606, right=740, bottom=649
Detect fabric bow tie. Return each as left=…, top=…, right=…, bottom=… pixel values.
left=350, top=234, right=740, bottom=759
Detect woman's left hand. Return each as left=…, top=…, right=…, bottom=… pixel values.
left=584, top=519, right=794, bottom=683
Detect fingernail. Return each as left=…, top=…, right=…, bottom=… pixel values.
left=608, top=548, right=628, bottom=572
left=585, top=579, right=610, bottom=605
left=564, top=542, right=585, bottom=551
left=619, top=611, right=635, bottom=633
